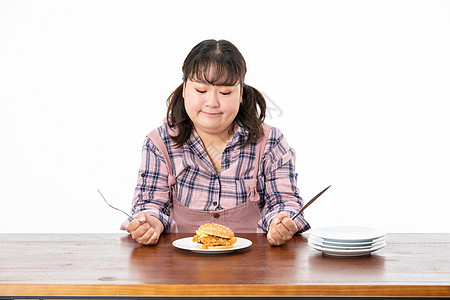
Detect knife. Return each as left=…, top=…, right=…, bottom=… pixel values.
left=291, top=185, right=331, bottom=220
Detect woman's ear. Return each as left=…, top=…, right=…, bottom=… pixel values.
left=182, top=82, right=186, bottom=99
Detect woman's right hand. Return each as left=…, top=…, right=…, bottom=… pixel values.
left=127, top=212, right=164, bottom=245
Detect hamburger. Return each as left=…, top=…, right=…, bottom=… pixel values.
left=192, top=223, right=237, bottom=249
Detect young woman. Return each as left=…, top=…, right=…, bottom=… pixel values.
left=122, top=39, right=310, bottom=246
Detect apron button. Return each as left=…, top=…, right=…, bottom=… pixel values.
left=213, top=213, right=220, bottom=218
left=213, top=201, right=218, bottom=206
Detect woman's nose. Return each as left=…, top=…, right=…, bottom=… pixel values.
left=205, top=92, right=220, bottom=107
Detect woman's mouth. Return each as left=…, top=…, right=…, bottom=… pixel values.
left=201, top=111, right=222, bottom=116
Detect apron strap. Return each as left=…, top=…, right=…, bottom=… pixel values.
left=253, top=124, right=271, bottom=180
left=247, top=124, right=272, bottom=202
left=147, top=130, right=177, bottom=195
left=147, top=130, right=171, bottom=169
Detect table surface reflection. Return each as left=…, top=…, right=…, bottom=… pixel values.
left=0, top=233, right=449, bottom=298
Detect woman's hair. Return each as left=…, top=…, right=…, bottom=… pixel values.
left=166, top=39, right=266, bottom=148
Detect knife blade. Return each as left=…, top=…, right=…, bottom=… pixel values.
left=291, top=185, right=331, bottom=220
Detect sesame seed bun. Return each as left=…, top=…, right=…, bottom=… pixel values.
left=196, top=223, right=235, bottom=239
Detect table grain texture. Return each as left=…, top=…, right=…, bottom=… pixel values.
left=0, top=233, right=449, bottom=298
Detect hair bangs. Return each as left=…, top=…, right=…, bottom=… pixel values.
left=183, top=44, right=245, bottom=86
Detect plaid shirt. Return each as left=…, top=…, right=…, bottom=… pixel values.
left=129, top=121, right=310, bottom=233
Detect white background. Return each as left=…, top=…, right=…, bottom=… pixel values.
left=1, top=0, right=449, bottom=233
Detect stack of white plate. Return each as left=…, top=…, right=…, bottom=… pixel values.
left=308, top=226, right=386, bottom=257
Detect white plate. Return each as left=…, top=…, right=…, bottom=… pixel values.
left=309, top=226, right=386, bottom=243
left=308, top=240, right=386, bottom=257
left=309, top=234, right=385, bottom=247
left=308, top=238, right=386, bottom=250
left=172, top=237, right=252, bottom=254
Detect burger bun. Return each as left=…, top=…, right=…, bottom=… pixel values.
left=196, top=223, right=235, bottom=239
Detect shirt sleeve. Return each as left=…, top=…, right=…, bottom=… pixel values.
left=257, top=127, right=311, bottom=234
left=120, top=136, right=173, bottom=232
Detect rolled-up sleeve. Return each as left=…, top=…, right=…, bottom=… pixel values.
left=120, top=137, right=173, bottom=232
left=257, top=128, right=310, bottom=234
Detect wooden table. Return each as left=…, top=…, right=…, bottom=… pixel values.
left=0, top=233, right=449, bottom=299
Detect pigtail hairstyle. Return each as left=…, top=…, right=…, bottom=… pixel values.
left=166, top=83, right=193, bottom=146
left=235, top=83, right=266, bottom=146
left=166, top=39, right=266, bottom=148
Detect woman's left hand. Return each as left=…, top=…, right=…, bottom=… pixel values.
left=267, top=212, right=298, bottom=246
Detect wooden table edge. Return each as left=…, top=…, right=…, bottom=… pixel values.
left=1, top=284, right=449, bottom=298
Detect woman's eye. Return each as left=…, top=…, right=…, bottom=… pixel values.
left=220, top=92, right=232, bottom=95
left=195, top=89, right=206, bottom=94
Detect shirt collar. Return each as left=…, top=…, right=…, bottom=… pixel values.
left=186, top=122, right=249, bottom=152
left=227, top=123, right=249, bottom=148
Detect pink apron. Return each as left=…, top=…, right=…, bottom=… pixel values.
left=147, top=124, right=270, bottom=233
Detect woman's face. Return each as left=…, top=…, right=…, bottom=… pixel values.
left=183, top=78, right=242, bottom=136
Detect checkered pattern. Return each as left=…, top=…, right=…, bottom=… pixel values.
left=128, top=122, right=310, bottom=233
